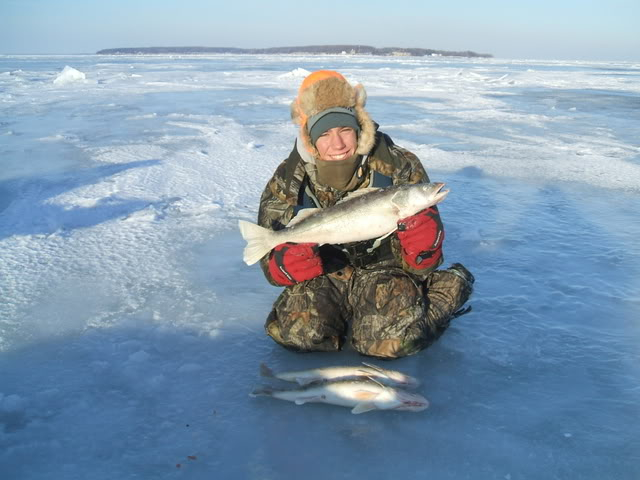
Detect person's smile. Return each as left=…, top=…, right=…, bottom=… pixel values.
left=316, top=127, right=357, bottom=161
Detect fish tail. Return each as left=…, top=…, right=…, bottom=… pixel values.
left=249, top=385, right=275, bottom=398
left=238, top=220, right=275, bottom=265
left=260, top=363, right=275, bottom=378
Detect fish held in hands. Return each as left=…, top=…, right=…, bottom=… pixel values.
left=238, top=182, right=448, bottom=265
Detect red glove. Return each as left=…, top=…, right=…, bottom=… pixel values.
left=268, top=243, right=324, bottom=286
left=396, top=207, right=444, bottom=270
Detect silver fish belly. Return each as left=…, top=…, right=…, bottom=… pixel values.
left=249, top=378, right=429, bottom=414
left=238, top=182, right=448, bottom=265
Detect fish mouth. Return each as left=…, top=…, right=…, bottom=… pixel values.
left=398, top=379, right=420, bottom=388
left=396, top=399, right=430, bottom=411
left=405, top=401, right=428, bottom=407
left=433, top=182, right=449, bottom=204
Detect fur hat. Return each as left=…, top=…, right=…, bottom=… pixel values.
left=291, top=70, right=376, bottom=159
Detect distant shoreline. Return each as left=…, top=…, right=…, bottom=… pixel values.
left=96, top=45, right=493, bottom=58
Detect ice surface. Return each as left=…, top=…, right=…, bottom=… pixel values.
left=1, top=54, right=639, bottom=479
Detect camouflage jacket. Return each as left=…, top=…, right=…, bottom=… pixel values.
left=257, top=131, right=444, bottom=285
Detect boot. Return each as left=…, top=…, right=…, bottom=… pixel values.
left=447, top=263, right=475, bottom=292
left=423, top=263, right=474, bottom=336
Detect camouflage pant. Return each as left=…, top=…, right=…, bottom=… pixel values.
left=264, top=265, right=473, bottom=359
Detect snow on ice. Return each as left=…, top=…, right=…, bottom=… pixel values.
left=1, top=54, right=639, bottom=479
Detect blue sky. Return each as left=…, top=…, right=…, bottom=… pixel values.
left=1, top=0, right=639, bottom=60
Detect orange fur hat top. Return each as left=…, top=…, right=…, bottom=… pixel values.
left=290, top=70, right=376, bottom=159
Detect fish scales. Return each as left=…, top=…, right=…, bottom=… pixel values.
left=276, top=188, right=403, bottom=244
left=239, top=182, right=448, bottom=265
left=250, top=378, right=429, bottom=414
left=260, top=362, right=420, bottom=388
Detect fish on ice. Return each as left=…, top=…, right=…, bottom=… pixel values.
left=249, top=378, right=429, bottom=414
left=238, top=182, right=448, bottom=265
left=260, top=362, right=420, bottom=388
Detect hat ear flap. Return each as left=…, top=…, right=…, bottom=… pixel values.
left=291, top=99, right=318, bottom=156
left=354, top=84, right=367, bottom=108
left=290, top=100, right=305, bottom=125
left=353, top=83, right=375, bottom=155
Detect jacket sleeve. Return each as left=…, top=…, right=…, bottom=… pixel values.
left=256, top=160, right=298, bottom=286
left=385, top=143, right=445, bottom=279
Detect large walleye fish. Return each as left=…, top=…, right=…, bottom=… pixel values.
left=238, top=182, right=448, bottom=265
left=260, top=362, right=420, bottom=388
left=250, top=378, right=429, bottom=414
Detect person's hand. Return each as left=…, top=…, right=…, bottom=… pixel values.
left=268, top=243, right=324, bottom=286
left=396, top=207, right=444, bottom=269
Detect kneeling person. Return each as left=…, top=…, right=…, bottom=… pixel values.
left=257, top=70, right=474, bottom=359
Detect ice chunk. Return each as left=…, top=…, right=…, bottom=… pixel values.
left=278, top=68, right=311, bottom=79
left=53, top=66, right=86, bottom=85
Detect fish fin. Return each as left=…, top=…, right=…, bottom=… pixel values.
left=260, top=363, right=275, bottom=378
left=295, top=377, right=314, bottom=386
left=361, top=362, right=387, bottom=375
left=287, top=208, right=320, bottom=226
left=294, top=395, right=325, bottom=405
left=238, top=220, right=275, bottom=266
left=249, top=386, right=275, bottom=398
left=364, top=232, right=395, bottom=255
left=389, top=190, right=404, bottom=215
left=337, top=187, right=380, bottom=204
left=351, top=402, right=378, bottom=414
left=364, top=376, right=388, bottom=390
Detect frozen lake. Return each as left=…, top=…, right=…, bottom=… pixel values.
left=1, top=54, right=639, bottom=479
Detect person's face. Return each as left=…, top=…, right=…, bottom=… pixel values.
left=315, top=127, right=357, bottom=161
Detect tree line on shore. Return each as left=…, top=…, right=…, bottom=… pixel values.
left=96, top=45, right=492, bottom=58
